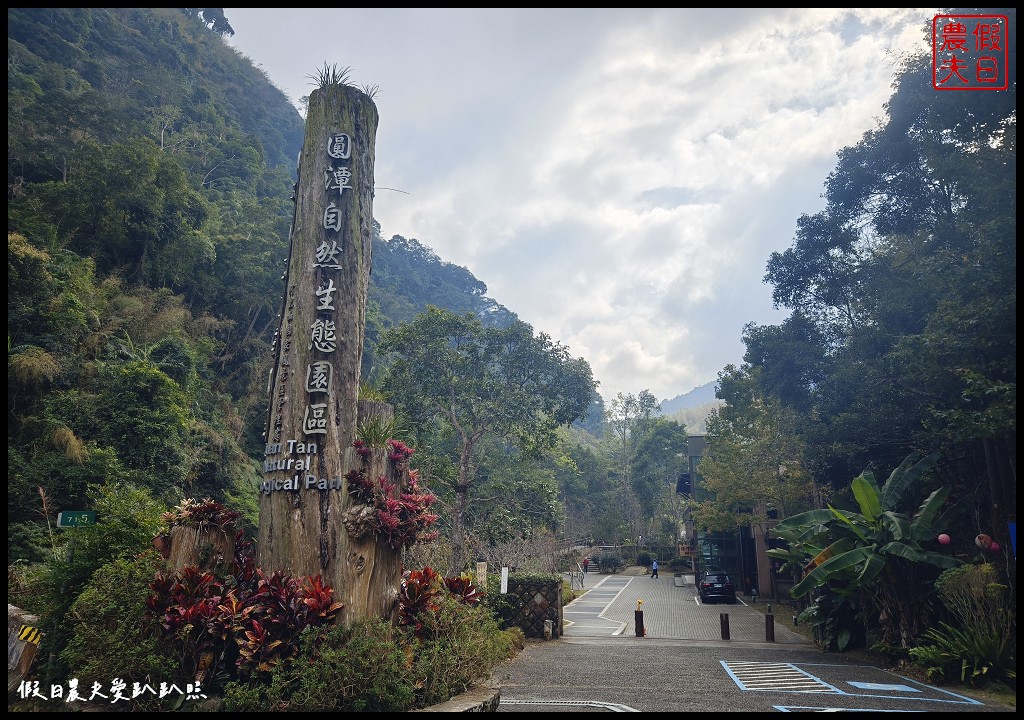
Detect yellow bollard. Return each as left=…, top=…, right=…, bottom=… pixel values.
left=635, top=599, right=646, bottom=637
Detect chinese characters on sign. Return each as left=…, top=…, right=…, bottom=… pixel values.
left=263, top=133, right=355, bottom=494
left=932, top=14, right=1009, bottom=90
left=303, top=132, right=352, bottom=438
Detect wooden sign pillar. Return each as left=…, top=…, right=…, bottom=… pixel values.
left=258, top=82, right=394, bottom=625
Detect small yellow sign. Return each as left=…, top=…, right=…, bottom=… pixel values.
left=19, top=625, right=42, bottom=645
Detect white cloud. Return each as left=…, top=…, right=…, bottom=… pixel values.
left=224, top=7, right=936, bottom=403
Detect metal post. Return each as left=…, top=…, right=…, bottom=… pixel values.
left=765, top=612, right=775, bottom=642
left=720, top=612, right=730, bottom=640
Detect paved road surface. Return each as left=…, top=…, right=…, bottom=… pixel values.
left=491, top=571, right=1012, bottom=713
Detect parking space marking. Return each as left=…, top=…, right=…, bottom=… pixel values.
left=724, top=661, right=840, bottom=693
left=502, top=699, right=640, bottom=712
left=723, top=661, right=984, bottom=706
left=847, top=682, right=919, bottom=692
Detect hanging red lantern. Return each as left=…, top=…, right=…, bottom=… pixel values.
left=975, top=533, right=993, bottom=550
left=937, top=533, right=951, bottom=545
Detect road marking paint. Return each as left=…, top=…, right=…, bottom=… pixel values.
left=848, top=682, right=920, bottom=692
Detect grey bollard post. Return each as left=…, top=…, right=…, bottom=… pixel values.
left=720, top=612, right=730, bottom=640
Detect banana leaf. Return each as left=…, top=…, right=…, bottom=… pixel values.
left=852, top=471, right=881, bottom=522
left=879, top=451, right=940, bottom=510
left=910, top=486, right=951, bottom=541
left=791, top=545, right=872, bottom=598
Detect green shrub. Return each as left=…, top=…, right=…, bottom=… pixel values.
left=481, top=574, right=518, bottom=628
left=594, top=554, right=624, bottom=573
left=410, top=593, right=518, bottom=707
left=797, top=588, right=865, bottom=652
left=229, top=619, right=417, bottom=712
left=35, top=481, right=166, bottom=686
left=59, top=551, right=177, bottom=710
left=668, top=558, right=688, bottom=572
left=224, top=568, right=519, bottom=711
left=224, top=594, right=519, bottom=711
left=908, top=563, right=1015, bottom=688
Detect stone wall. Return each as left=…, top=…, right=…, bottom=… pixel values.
left=502, top=576, right=563, bottom=639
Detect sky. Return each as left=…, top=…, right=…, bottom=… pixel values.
left=222, top=8, right=937, bottom=405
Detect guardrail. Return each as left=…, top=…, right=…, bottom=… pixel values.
left=569, top=564, right=586, bottom=590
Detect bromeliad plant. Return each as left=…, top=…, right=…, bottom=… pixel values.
left=161, top=497, right=241, bottom=533
left=768, top=451, right=961, bottom=650
left=346, top=436, right=439, bottom=550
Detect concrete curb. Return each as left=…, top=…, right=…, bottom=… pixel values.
left=412, top=681, right=500, bottom=712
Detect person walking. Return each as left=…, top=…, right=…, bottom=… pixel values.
left=651, top=559, right=659, bottom=579
left=582, top=557, right=589, bottom=574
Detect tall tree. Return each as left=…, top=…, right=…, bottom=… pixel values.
left=695, top=365, right=821, bottom=532
left=630, top=417, right=688, bottom=545
left=378, top=306, right=596, bottom=574
left=755, top=24, right=1015, bottom=583
left=604, top=390, right=660, bottom=544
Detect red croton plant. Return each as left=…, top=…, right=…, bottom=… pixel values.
left=149, top=465, right=474, bottom=687
left=147, top=528, right=343, bottom=680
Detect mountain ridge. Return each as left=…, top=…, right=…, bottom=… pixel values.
left=659, top=380, right=718, bottom=414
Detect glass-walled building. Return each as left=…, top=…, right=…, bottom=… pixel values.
left=685, top=435, right=759, bottom=596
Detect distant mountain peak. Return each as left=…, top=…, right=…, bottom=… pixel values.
left=659, top=381, right=717, bottom=415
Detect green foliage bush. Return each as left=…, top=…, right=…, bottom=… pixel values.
left=410, top=593, right=518, bottom=707
left=34, top=481, right=166, bottom=686
left=481, top=574, right=518, bottom=628
left=595, top=554, right=624, bottom=573
left=908, top=563, right=1016, bottom=688
left=224, top=619, right=416, bottom=712
left=59, top=551, right=175, bottom=711
left=224, top=582, right=520, bottom=711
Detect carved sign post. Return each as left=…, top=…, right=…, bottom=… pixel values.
left=259, top=82, right=400, bottom=625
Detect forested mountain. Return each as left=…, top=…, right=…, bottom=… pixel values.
left=659, top=380, right=722, bottom=433
left=660, top=381, right=717, bottom=415
left=7, top=7, right=527, bottom=563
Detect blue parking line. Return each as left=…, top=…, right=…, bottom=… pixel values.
left=722, top=661, right=984, bottom=706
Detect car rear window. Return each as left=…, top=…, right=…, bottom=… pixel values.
left=705, top=574, right=729, bottom=582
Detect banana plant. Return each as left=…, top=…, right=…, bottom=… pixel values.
left=768, top=451, right=961, bottom=648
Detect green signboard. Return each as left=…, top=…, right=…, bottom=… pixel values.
left=57, top=510, right=96, bottom=528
